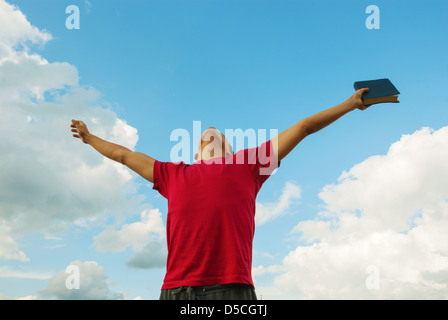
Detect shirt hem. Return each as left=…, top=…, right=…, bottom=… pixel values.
left=161, top=276, right=254, bottom=290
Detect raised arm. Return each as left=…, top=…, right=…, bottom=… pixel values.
left=70, top=120, right=155, bottom=183
left=273, top=88, right=369, bottom=162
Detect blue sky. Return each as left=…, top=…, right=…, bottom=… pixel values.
left=1, top=0, right=447, bottom=299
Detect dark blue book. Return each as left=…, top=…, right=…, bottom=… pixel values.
left=354, top=78, right=400, bottom=107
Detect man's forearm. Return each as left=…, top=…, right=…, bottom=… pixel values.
left=71, top=119, right=156, bottom=183
left=302, top=100, right=355, bottom=135
left=274, top=90, right=365, bottom=162
left=85, top=133, right=131, bottom=164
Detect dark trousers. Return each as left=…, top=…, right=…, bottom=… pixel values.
left=159, top=283, right=257, bottom=300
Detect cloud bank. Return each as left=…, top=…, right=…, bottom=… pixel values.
left=40, top=260, right=125, bottom=300
left=257, top=126, right=448, bottom=299
left=256, top=181, right=301, bottom=226
left=0, top=0, right=147, bottom=241
left=94, top=209, right=167, bottom=269
left=0, top=0, right=165, bottom=298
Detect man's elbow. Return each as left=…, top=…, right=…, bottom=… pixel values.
left=299, top=119, right=312, bottom=136
left=112, top=150, right=129, bottom=165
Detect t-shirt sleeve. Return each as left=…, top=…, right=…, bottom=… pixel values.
left=243, top=139, right=281, bottom=186
left=152, top=160, right=181, bottom=199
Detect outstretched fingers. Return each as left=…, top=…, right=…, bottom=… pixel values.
left=71, top=128, right=80, bottom=139
left=70, top=119, right=90, bottom=143
left=70, top=119, right=82, bottom=140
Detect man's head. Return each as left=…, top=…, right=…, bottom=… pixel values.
left=194, top=127, right=233, bottom=161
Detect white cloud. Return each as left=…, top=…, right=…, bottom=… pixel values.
left=255, top=181, right=301, bottom=225
left=257, top=127, right=448, bottom=299
left=317, top=126, right=448, bottom=234
left=94, top=209, right=167, bottom=269
left=0, top=0, right=162, bottom=298
left=94, top=209, right=165, bottom=252
left=0, top=0, right=145, bottom=236
left=40, top=260, right=125, bottom=300
left=0, top=221, right=28, bottom=261
left=126, top=240, right=167, bottom=269
left=0, top=53, right=78, bottom=99
left=0, top=266, right=52, bottom=280
left=0, top=2, right=167, bottom=298
left=0, top=0, right=51, bottom=60
left=112, top=118, right=139, bottom=151
left=0, top=293, right=37, bottom=300
left=0, top=1, right=51, bottom=44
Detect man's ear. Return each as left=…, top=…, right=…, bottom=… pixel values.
left=194, top=152, right=198, bottom=160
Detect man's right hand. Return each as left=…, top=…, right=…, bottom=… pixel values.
left=346, top=88, right=369, bottom=111
left=71, top=119, right=90, bottom=144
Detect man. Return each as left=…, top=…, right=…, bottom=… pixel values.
left=71, top=87, right=369, bottom=300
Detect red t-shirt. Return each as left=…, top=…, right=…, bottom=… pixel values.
left=153, top=140, right=280, bottom=289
